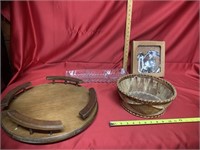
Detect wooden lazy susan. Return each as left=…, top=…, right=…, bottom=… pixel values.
left=1, top=76, right=98, bottom=144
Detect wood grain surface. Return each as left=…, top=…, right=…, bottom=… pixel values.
left=1, top=83, right=98, bottom=144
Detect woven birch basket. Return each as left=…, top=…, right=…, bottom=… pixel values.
left=117, top=74, right=177, bottom=118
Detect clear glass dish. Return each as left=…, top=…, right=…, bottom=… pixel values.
left=66, top=68, right=127, bottom=83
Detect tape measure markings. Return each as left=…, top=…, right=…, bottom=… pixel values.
left=123, top=0, right=133, bottom=71
left=109, top=117, right=200, bottom=127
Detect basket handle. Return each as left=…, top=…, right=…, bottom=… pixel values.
left=6, top=109, right=63, bottom=134
left=79, top=88, right=97, bottom=120
left=1, top=82, right=32, bottom=109
left=46, top=76, right=83, bottom=85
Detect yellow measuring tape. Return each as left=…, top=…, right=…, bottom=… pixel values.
left=109, top=117, right=200, bottom=127
left=123, top=0, right=133, bottom=71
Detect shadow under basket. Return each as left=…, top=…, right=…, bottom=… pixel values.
left=117, top=74, right=177, bottom=118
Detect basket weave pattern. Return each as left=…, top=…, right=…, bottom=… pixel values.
left=117, top=74, right=177, bottom=118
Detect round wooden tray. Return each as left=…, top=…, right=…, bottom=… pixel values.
left=1, top=76, right=98, bottom=144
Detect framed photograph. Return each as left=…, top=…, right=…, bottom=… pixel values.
left=131, top=41, right=165, bottom=77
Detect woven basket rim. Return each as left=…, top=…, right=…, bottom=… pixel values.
left=117, top=74, right=177, bottom=104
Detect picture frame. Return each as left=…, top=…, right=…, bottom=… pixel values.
left=131, top=41, right=165, bottom=77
